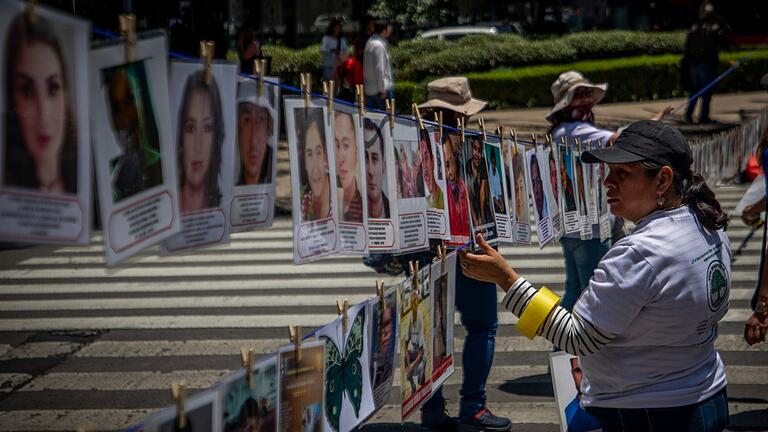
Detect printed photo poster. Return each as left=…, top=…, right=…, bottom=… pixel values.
left=277, top=339, right=325, bottom=432
left=444, top=131, right=473, bottom=248
left=368, top=284, right=398, bottom=411
left=550, top=352, right=601, bottom=432
left=463, top=133, right=498, bottom=245
left=333, top=104, right=368, bottom=254
left=141, top=386, right=220, bottom=431
left=162, top=61, right=237, bottom=253
left=423, top=126, right=450, bottom=240
left=526, top=147, right=553, bottom=248
left=595, top=162, right=611, bottom=242
left=220, top=356, right=278, bottom=432
left=315, top=301, right=374, bottom=432
left=584, top=142, right=599, bottom=227
left=90, top=33, right=181, bottom=266
left=398, top=268, right=433, bottom=419
left=542, top=144, right=563, bottom=241
left=392, top=119, right=429, bottom=253
left=284, top=97, right=340, bottom=263
left=575, top=151, right=593, bottom=240
left=484, top=137, right=513, bottom=243
left=509, top=139, right=532, bottom=243
left=430, top=253, right=456, bottom=390
left=559, top=144, right=580, bottom=234
left=363, top=112, right=399, bottom=253
left=230, top=76, right=281, bottom=231
left=0, top=3, right=91, bottom=245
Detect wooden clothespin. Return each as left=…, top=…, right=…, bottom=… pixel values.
left=435, top=244, right=446, bottom=274
left=412, top=103, right=425, bottom=130
left=546, top=134, right=554, bottom=152
left=200, top=41, right=214, bottom=85
left=254, top=58, right=268, bottom=96
left=561, top=135, right=567, bottom=148
left=336, top=299, right=349, bottom=334
left=25, top=0, right=37, bottom=25
left=119, top=14, right=136, bottom=63
left=435, top=112, right=443, bottom=144
left=576, top=137, right=582, bottom=154
left=458, top=117, right=465, bottom=143
left=376, top=280, right=385, bottom=305
left=288, top=325, right=302, bottom=363
left=511, top=128, right=518, bottom=155
left=170, top=381, right=188, bottom=430
left=240, top=348, right=255, bottom=390
left=409, top=260, right=420, bottom=294
left=300, top=73, right=312, bottom=108
left=322, top=80, right=335, bottom=121
left=496, top=125, right=504, bottom=142
left=479, top=117, right=488, bottom=142
left=385, top=98, right=396, bottom=131
left=356, top=84, right=365, bottom=117
left=530, top=132, right=537, bottom=149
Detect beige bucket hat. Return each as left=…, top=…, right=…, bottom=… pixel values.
left=546, top=71, right=608, bottom=121
left=418, top=77, right=487, bottom=116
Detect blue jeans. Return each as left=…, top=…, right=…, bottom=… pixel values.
left=585, top=387, right=729, bottom=432
left=365, top=89, right=394, bottom=111
left=560, top=238, right=610, bottom=311
left=422, top=255, right=498, bottom=422
left=686, top=60, right=717, bottom=122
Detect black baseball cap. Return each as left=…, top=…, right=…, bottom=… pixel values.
left=581, top=120, right=693, bottom=178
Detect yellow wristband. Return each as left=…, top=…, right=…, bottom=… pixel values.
left=516, top=286, right=560, bottom=340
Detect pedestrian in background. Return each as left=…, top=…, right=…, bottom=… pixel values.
left=682, top=2, right=730, bottom=124
left=336, top=47, right=363, bottom=102
left=237, top=27, right=262, bottom=75
left=363, top=21, right=394, bottom=111
left=319, top=19, right=347, bottom=82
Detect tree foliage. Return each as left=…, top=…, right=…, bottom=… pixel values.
left=367, top=0, right=453, bottom=29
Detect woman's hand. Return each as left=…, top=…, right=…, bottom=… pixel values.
left=459, top=234, right=519, bottom=291
left=650, top=105, right=675, bottom=122
left=744, top=312, right=768, bottom=346
left=741, top=199, right=765, bottom=228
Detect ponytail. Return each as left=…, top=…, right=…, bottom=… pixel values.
left=680, top=173, right=729, bottom=232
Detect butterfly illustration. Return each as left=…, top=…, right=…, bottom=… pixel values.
left=323, top=307, right=365, bottom=432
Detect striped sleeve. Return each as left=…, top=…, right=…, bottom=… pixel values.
left=500, top=278, right=616, bottom=356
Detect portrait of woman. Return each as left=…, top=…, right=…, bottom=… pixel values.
left=512, top=147, right=528, bottom=223
left=296, top=107, right=331, bottom=222
left=334, top=111, right=363, bottom=222
left=445, top=134, right=470, bottom=238
left=177, top=70, right=224, bottom=213
left=560, top=147, right=577, bottom=213
left=530, top=152, right=548, bottom=220
left=4, top=12, right=77, bottom=194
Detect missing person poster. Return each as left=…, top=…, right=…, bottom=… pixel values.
left=333, top=105, right=368, bottom=254
left=423, top=126, right=450, bottom=240
left=559, top=143, right=580, bottom=234
left=284, top=97, right=341, bottom=264
left=550, top=352, right=602, bottom=432
left=277, top=339, right=325, bottom=432
left=141, top=386, right=220, bottom=431
left=596, top=162, right=611, bottom=242
left=90, top=32, right=181, bottom=266
left=527, top=147, right=553, bottom=248
left=230, top=76, right=280, bottom=231
left=575, top=150, right=593, bottom=240
left=162, top=61, right=237, bottom=253
left=392, top=119, right=429, bottom=253
left=463, top=133, right=498, bottom=245
left=485, top=136, right=513, bottom=243
left=444, top=131, right=472, bottom=248
left=399, top=267, right=433, bottom=419
left=509, top=139, right=531, bottom=243
left=220, top=355, right=278, bottom=432
left=363, top=113, right=399, bottom=253
left=369, top=285, right=398, bottom=411
left=315, top=301, right=375, bottom=432
left=0, top=3, right=92, bottom=245
left=542, top=144, right=563, bottom=242
left=430, top=253, right=456, bottom=390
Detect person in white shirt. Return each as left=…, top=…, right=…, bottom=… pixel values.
left=547, top=70, right=672, bottom=313
left=460, top=120, right=731, bottom=432
left=363, top=21, right=394, bottom=110
left=319, top=19, right=347, bottom=82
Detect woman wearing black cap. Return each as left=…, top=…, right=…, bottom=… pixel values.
left=460, top=120, right=731, bottom=431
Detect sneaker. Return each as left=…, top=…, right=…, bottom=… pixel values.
left=421, top=411, right=459, bottom=432
left=458, top=407, right=511, bottom=431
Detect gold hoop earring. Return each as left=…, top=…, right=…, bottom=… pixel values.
left=656, top=195, right=665, bottom=207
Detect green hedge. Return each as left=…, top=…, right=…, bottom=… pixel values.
left=396, top=50, right=768, bottom=110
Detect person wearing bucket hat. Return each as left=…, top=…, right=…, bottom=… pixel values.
left=236, top=78, right=276, bottom=185
left=548, top=71, right=672, bottom=315
left=460, top=120, right=731, bottom=431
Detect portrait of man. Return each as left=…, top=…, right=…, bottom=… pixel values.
left=334, top=111, right=363, bottom=222
left=403, top=287, right=426, bottom=397
left=103, top=62, right=163, bottom=203
left=560, top=146, right=577, bottom=213
left=575, top=156, right=588, bottom=219
left=548, top=149, right=560, bottom=207
left=485, top=145, right=506, bottom=215
left=370, top=289, right=397, bottom=408
left=464, top=136, right=492, bottom=227
left=236, top=81, right=275, bottom=186
left=529, top=152, right=548, bottom=220
left=512, top=147, right=529, bottom=223
left=565, top=357, right=601, bottom=432
left=364, top=118, right=389, bottom=219
left=419, top=128, right=445, bottom=210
